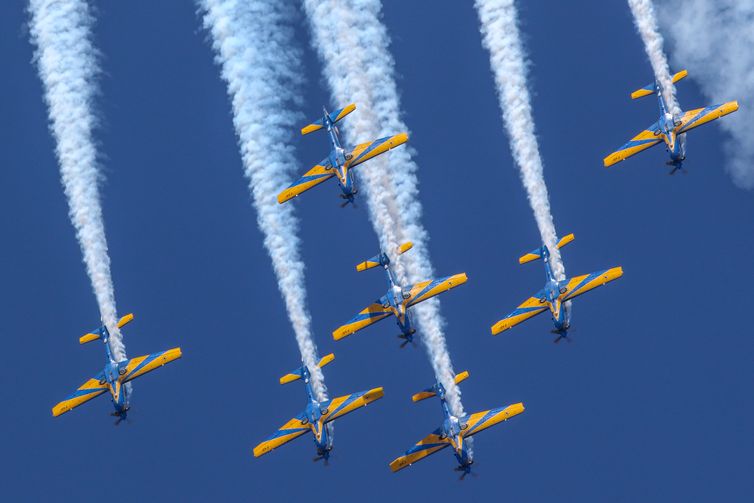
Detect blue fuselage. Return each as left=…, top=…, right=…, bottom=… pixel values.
left=323, top=110, right=356, bottom=201
left=100, top=330, right=129, bottom=420
left=381, top=259, right=415, bottom=339
left=436, top=385, right=472, bottom=472
left=540, top=247, right=570, bottom=334
left=656, top=91, right=685, bottom=165
left=301, top=368, right=334, bottom=459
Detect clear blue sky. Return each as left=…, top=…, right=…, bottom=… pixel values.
left=2, top=1, right=752, bottom=501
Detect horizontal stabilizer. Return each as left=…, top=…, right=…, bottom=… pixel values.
left=280, top=354, right=335, bottom=384
left=79, top=313, right=134, bottom=345
left=631, top=70, right=688, bottom=99
left=397, top=242, right=413, bottom=255
left=519, top=234, right=574, bottom=264
left=300, top=104, right=356, bottom=135
left=412, top=371, right=470, bottom=402
left=356, top=252, right=388, bottom=272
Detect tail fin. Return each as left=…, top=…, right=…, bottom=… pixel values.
left=79, top=313, right=134, bottom=345
left=279, top=353, right=335, bottom=384
left=301, top=104, right=356, bottom=135
left=631, top=70, right=688, bottom=99
left=518, top=234, right=574, bottom=264
left=356, top=242, right=413, bottom=272
left=412, top=371, right=470, bottom=403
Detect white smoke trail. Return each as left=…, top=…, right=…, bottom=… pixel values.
left=475, top=0, right=566, bottom=281
left=627, top=0, right=682, bottom=115
left=199, top=0, right=327, bottom=400
left=303, top=0, right=467, bottom=418
left=657, top=0, right=754, bottom=189
left=28, top=0, right=125, bottom=361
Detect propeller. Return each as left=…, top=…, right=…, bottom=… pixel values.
left=398, top=333, right=417, bottom=349
left=551, top=329, right=573, bottom=344
left=312, top=452, right=332, bottom=467
left=455, top=463, right=478, bottom=481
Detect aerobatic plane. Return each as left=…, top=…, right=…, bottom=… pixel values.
left=604, top=69, right=739, bottom=173
left=333, top=242, right=467, bottom=346
left=52, top=313, right=182, bottom=423
left=491, top=234, right=623, bottom=342
left=277, top=103, right=408, bottom=206
left=389, top=370, right=524, bottom=478
left=253, top=354, right=384, bottom=462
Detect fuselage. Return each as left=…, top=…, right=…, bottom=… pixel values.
left=100, top=329, right=129, bottom=420
left=301, top=367, right=334, bottom=459
left=656, top=90, right=685, bottom=165
left=540, top=247, right=571, bottom=334
left=436, top=385, right=473, bottom=471
left=323, top=108, right=356, bottom=200
left=380, top=258, right=414, bottom=338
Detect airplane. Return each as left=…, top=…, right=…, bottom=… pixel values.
left=52, top=313, right=182, bottom=423
left=604, top=69, right=739, bottom=173
left=277, top=103, right=408, bottom=206
left=491, top=234, right=623, bottom=342
left=253, top=353, right=384, bottom=462
left=332, top=242, right=468, bottom=347
left=389, top=370, right=524, bottom=478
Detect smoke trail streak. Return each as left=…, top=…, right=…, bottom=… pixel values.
left=475, top=0, right=566, bottom=281
left=657, top=0, right=754, bottom=189
left=199, top=0, right=327, bottom=400
left=627, top=0, right=681, bottom=115
left=302, top=0, right=467, bottom=418
left=29, top=0, right=125, bottom=361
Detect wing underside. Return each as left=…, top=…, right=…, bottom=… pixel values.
left=461, top=403, right=524, bottom=439
left=676, top=102, right=739, bottom=134
left=559, top=267, right=624, bottom=302
left=347, top=133, right=408, bottom=169
left=491, top=290, right=549, bottom=335
left=604, top=121, right=662, bottom=167
left=253, top=412, right=310, bottom=457
left=121, top=348, right=182, bottom=383
left=389, top=428, right=450, bottom=472
left=277, top=160, right=335, bottom=203
left=321, top=387, right=385, bottom=423
left=405, top=273, right=468, bottom=307
left=52, top=373, right=109, bottom=417
left=332, top=302, right=393, bottom=341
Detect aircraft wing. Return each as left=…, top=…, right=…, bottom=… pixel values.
left=491, top=289, right=549, bottom=335
left=332, top=300, right=393, bottom=341
left=675, top=101, right=739, bottom=135
left=603, top=121, right=663, bottom=167
left=277, top=158, right=335, bottom=204
left=460, top=402, right=524, bottom=438
left=389, top=427, right=451, bottom=472
left=253, top=411, right=310, bottom=457
left=346, top=132, right=408, bottom=168
left=121, top=348, right=183, bottom=383
left=404, top=273, right=468, bottom=308
left=52, top=372, right=109, bottom=417
left=321, top=387, right=384, bottom=423
left=558, top=267, right=624, bottom=302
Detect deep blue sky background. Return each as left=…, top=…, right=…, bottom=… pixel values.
left=2, top=1, right=752, bottom=501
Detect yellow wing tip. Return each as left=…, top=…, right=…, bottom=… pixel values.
left=51, top=404, right=68, bottom=417
left=411, top=391, right=436, bottom=402
left=79, top=333, right=100, bottom=345
left=393, top=132, right=409, bottom=145
left=277, top=190, right=295, bottom=204
left=491, top=321, right=508, bottom=335
left=365, top=387, right=385, bottom=403
left=318, top=353, right=335, bottom=368
left=389, top=459, right=406, bottom=472
left=117, top=313, right=134, bottom=328
left=332, top=328, right=352, bottom=341
left=252, top=444, right=269, bottom=458
left=454, top=370, right=470, bottom=384
left=451, top=272, right=469, bottom=285
left=519, top=253, right=541, bottom=264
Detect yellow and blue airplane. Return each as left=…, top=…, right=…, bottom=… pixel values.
left=491, top=234, right=623, bottom=342
left=604, top=69, right=739, bottom=173
left=277, top=103, right=408, bottom=206
left=253, top=353, right=384, bottom=462
left=389, top=370, right=524, bottom=477
left=333, top=242, right=467, bottom=346
left=52, top=313, right=182, bottom=422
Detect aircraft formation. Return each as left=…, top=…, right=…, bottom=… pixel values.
left=53, top=69, right=738, bottom=476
